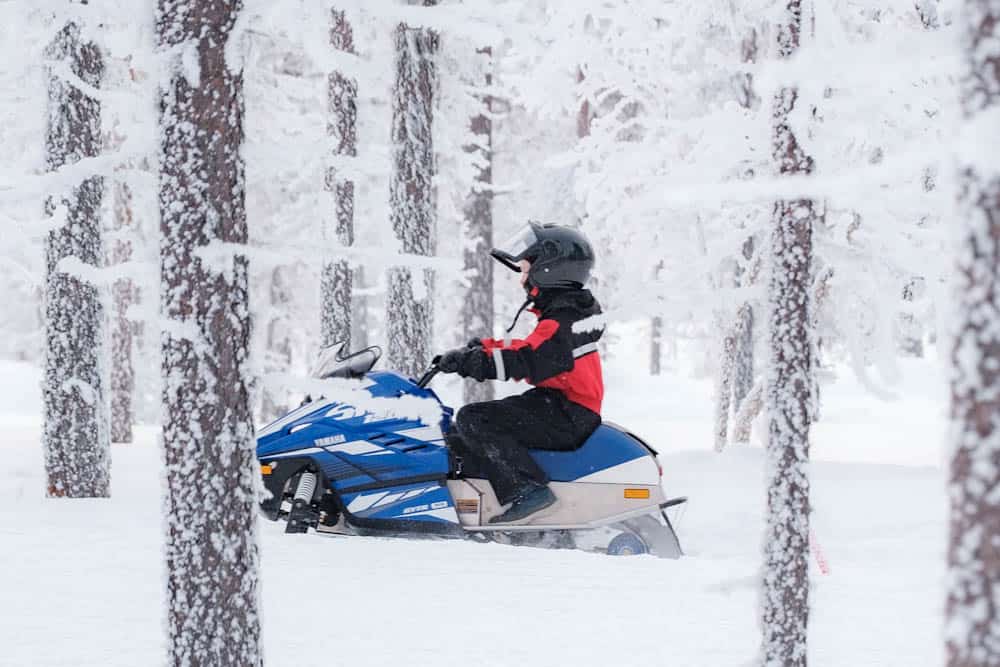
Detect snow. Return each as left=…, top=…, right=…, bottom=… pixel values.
left=0, top=1, right=973, bottom=663
left=0, top=358, right=947, bottom=666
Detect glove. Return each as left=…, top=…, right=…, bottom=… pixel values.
left=466, top=338, right=483, bottom=348
left=436, top=348, right=466, bottom=374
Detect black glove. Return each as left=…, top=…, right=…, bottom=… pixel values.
left=436, top=348, right=466, bottom=374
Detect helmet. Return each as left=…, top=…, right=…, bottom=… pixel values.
left=491, top=221, right=595, bottom=290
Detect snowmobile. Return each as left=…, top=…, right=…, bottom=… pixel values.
left=256, top=345, right=686, bottom=557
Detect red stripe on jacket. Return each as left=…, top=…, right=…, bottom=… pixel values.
left=480, top=319, right=603, bottom=415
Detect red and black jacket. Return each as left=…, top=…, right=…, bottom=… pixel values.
left=453, top=289, right=605, bottom=415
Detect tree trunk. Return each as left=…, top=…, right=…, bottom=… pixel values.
left=463, top=47, right=495, bottom=404
left=576, top=66, right=592, bottom=140
left=737, top=27, right=760, bottom=110
left=734, top=303, right=755, bottom=405
left=713, top=332, right=735, bottom=452
left=733, top=32, right=760, bottom=412
left=321, top=7, right=357, bottom=350
left=351, top=265, right=369, bottom=350
left=262, top=265, right=293, bottom=421
left=387, top=3, right=438, bottom=379
left=762, top=2, right=815, bottom=665
left=899, top=278, right=925, bottom=357
left=734, top=237, right=758, bottom=408
left=733, top=380, right=764, bottom=445
left=650, top=316, right=662, bottom=375
left=650, top=252, right=665, bottom=376
left=719, top=32, right=761, bottom=439
left=946, top=2, right=1000, bottom=665
left=110, top=178, right=136, bottom=443
left=156, top=1, right=262, bottom=664
left=43, top=21, right=109, bottom=498
left=899, top=10, right=942, bottom=359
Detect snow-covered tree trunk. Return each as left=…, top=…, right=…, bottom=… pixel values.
left=737, top=27, right=761, bottom=110
left=110, top=178, right=136, bottom=443
left=321, top=7, right=357, bottom=350
left=762, top=2, right=815, bottom=664
left=463, top=47, right=494, bottom=404
left=576, top=66, right=592, bottom=140
left=388, top=2, right=438, bottom=379
left=713, top=332, right=736, bottom=452
left=717, top=31, right=762, bottom=449
left=651, top=260, right=664, bottom=375
left=262, top=265, right=293, bottom=421
left=733, top=32, right=760, bottom=414
left=43, top=21, right=110, bottom=498
left=351, top=265, right=369, bottom=350
left=945, top=1, right=1000, bottom=664
left=156, top=1, right=262, bottom=664
left=734, top=237, right=759, bottom=408
left=734, top=304, right=756, bottom=404
left=899, top=278, right=925, bottom=357
left=650, top=315, right=663, bottom=375
left=103, top=55, right=138, bottom=445
left=899, top=8, right=942, bottom=359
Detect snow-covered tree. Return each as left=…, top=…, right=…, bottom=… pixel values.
left=945, top=0, right=1000, bottom=664
left=262, top=264, right=294, bottom=420
left=462, top=46, right=494, bottom=403
left=762, top=1, right=815, bottom=664
left=104, top=54, right=141, bottom=444
left=156, top=0, right=262, bottom=664
left=387, top=1, right=438, bottom=379
left=109, top=174, right=136, bottom=443
left=730, top=30, right=761, bottom=416
left=43, top=18, right=110, bottom=498
left=321, top=6, right=358, bottom=350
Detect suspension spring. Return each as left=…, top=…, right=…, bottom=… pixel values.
left=293, top=471, right=317, bottom=504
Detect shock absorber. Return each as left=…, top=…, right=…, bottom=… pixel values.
left=293, top=471, right=317, bottom=504
left=286, top=471, right=319, bottom=534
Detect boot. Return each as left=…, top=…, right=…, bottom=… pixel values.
left=489, top=485, right=557, bottom=524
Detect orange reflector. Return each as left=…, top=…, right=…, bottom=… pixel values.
left=624, top=488, right=650, bottom=499
left=260, top=464, right=273, bottom=476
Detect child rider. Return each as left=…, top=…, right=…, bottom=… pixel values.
left=434, top=221, right=605, bottom=524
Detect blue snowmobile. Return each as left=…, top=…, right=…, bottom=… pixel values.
left=256, top=345, right=686, bottom=557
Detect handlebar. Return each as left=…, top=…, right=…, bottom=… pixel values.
left=416, top=366, right=440, bottom=389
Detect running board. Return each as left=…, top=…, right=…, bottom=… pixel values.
left=462, top=503, right=664, bottom=533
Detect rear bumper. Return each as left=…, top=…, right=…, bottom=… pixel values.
left=660, top=496, right=687, bottom=510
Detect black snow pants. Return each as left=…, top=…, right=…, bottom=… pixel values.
left=449, top=387, right=601, bottom=506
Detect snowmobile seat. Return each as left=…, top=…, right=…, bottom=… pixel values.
left=528, top=423, right=651, bottom=482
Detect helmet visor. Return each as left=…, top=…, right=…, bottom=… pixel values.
left=490, top=224, right=538, bottom=271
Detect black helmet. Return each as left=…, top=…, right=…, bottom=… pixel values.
left=491, top=221, right=595, bottom=290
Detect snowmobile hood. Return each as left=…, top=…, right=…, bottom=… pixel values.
left=255, top=371, right=450, bottom=450
left=254, top=371, right=453, bottom=493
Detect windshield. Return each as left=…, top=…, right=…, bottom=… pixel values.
left=311, top=344, right=381, bottom=380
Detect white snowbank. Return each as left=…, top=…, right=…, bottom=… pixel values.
left=0, top=355, right=948, bottom=665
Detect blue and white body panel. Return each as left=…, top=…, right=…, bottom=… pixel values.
left=343, top=481, right=458, bottom=524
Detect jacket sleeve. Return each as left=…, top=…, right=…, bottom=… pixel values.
left=457, top=318, right=574, bottom=383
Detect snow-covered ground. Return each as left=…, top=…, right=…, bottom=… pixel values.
left=0, top=357, right=947, bottom=666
